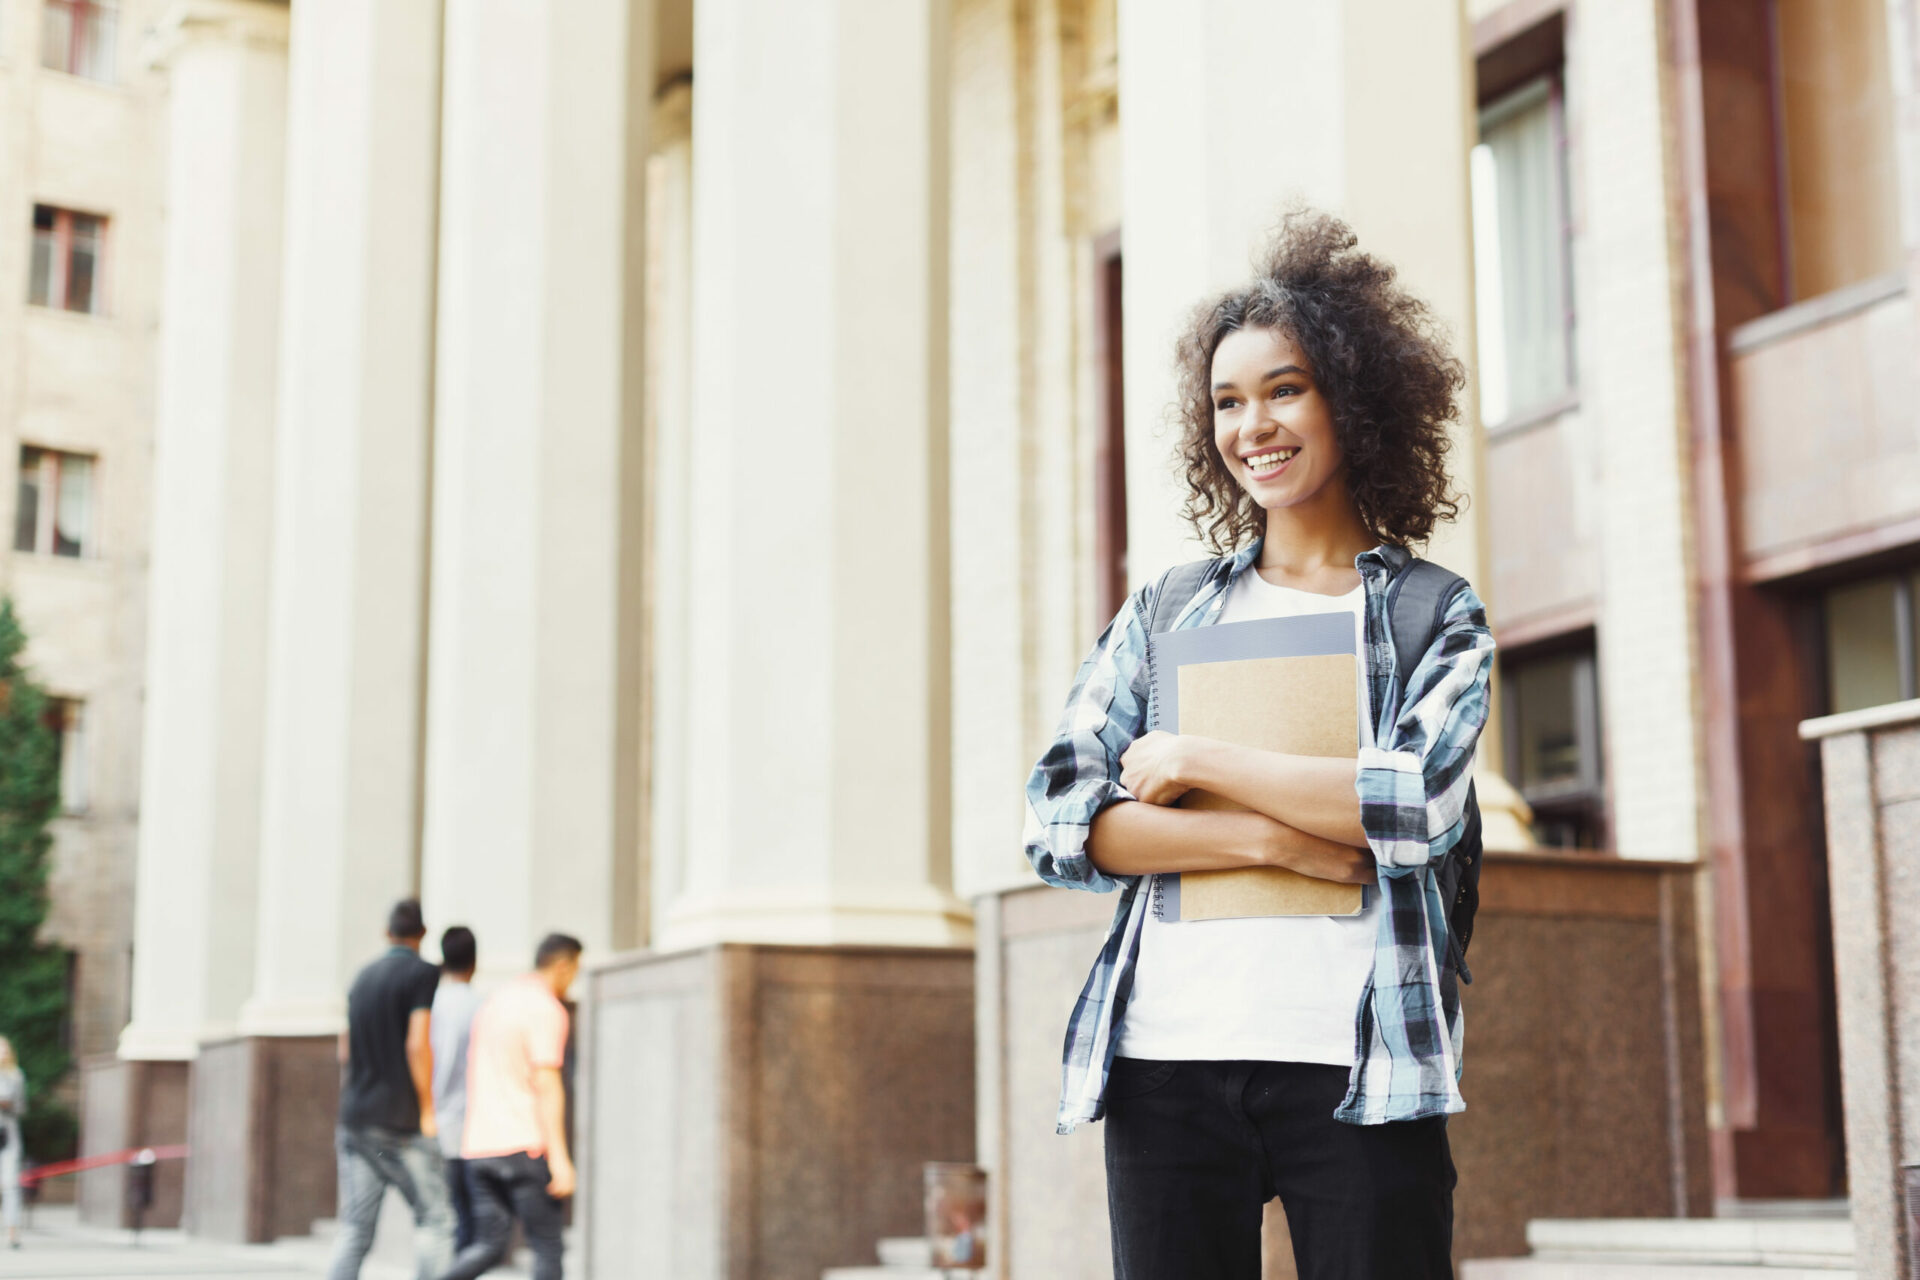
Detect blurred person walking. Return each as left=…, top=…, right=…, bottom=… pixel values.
left=0, top=1035, right=22, bottom=1249
left=438, top=933, right=581, bottom=1280
left=330, top=899, right=455, bottom=1280
left=431, top=926, right=482, bottom=1252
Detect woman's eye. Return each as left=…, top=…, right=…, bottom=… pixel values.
left=1271, top=385, right=1297, bottom=399
left=1215, top=398, right=1238, bottom=411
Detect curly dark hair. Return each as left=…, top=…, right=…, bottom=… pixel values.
left=1172, top=208, right=1466, bottom=553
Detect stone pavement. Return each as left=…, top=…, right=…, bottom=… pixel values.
left=0, top=1205, right=567, bottom=1280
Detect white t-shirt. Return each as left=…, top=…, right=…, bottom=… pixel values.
left=1114, top=571, right=1378, bottom=1065
left=430, top=980, right=482, bottom=1158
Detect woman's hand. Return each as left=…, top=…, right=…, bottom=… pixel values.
left=1119, top=731, right=1197, bottom=806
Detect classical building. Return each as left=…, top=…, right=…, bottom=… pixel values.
left=40, top=0, right=1920, bottom=1274
left=0, top=0, right=163, bottom=1099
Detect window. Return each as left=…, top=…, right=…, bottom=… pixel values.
left=41, top=0, right=117, bottom=83
left=15, top=446, right=96, bottom=558
left=1471, top=74, right=1574, bottom=426
left=1823, top=571, right=1919, bottom=714
left=1502, top=640, right=1605, bottom=849
left=1776, top=0, right=1901, bottom=300
left=44, top=698, right=89, bottom=815
left=30, top=205, right=105, bottom=315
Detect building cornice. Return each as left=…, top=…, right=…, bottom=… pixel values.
left=1799, top=698, right=1920, bottom=741
left=145, top=0, right=290, bottom=71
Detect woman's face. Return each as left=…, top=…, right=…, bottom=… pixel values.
left=0, top=1036, right=12, bottom=1068
left=1210, top=325, right=1346, bottom=516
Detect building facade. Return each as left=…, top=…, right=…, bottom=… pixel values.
left=0, top=0, right=163, bottom=1087
left=1471, top=0, right=1920, bottom=1204
left=33, top=0, right=1920, bottom=1271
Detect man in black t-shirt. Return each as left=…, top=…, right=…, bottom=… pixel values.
left=328, top=899, right=454, bottom=1280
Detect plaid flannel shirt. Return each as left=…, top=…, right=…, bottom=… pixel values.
left=1022, top=541, right=1495, bottom=1133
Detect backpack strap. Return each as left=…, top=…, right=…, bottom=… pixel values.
left=1385, top=557, right=1483, bottom=990
left=1384, top=558, right=1467, bottom=689
left=1145, top=559, right=1217, bottom=635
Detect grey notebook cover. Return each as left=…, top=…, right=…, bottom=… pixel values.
left=1147, top=611, right=1356, bottom=731
left=1147, top=610, right=1360, bottom=924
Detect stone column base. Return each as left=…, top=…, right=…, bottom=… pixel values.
left=78, top=1056, right=190, bottom=1228
left=975, top=857, right=1713, bottom=1277
left=575, top=944, right=975, bottom=1279
left=185, top=1035, right=338, bottom=1242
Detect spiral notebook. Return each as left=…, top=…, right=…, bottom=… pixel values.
left=1147, top=611, right=1364, bottom=921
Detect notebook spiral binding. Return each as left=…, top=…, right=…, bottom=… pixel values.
left=1143, top=633, right=1162, bottom=733
left=1143, top=633, right=1173, bottom=921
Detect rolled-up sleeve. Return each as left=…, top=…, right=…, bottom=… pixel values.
left=1022, top=585, right=1156, bottom=894
left=1357, top=581, right=1495, bottom=876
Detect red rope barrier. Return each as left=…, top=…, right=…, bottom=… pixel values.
left=21, top=1144, right=189, bottom=1186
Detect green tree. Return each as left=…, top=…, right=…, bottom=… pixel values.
left=0, top=598, right=75, bottom=1161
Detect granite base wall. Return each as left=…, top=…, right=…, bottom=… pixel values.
left=1808, top=710, right=1920, bottom=1279
left=184, top=1035, right=338, bottom=1243
left=976, top=854, right=1712, bottom=1279
left=77, top=1056, right=189, bottom=1228
left=575, top=944, right=975, bottom=1280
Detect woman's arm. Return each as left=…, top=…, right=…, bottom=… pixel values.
left=1088, top=799, right=1376, bottom=884
left=1359, top=582, right=1495, bottom=874
left=1023, top=583, right=1161, bottom=893
left=1120, top=731, right=1367, bottom=847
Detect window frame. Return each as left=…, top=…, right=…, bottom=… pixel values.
left=1819, top=567, right=1920, bottom=715
left=1500, top=632, right=1608, bottom=850
left=15, top=445, right=98, bottom=560
left=40, top=0, right=119, bottom=84
left=44, top=696, right=90, bottom=816
left=1472, top=69, right=1578, bottom=429
left=30, top=204, right=108, bottom=316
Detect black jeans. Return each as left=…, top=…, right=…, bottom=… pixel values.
left=1104, top=1059, right=1455, bottom=1280
left=438, top=1152, right=564, bottom=1280
left=445, top=1157, right=475, bottom=1254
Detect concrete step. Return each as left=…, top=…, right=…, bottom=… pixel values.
left=1463, top=1263, right=1856, bottom=1280
left=1718, top=1200, right=1851, bottom=1221
left=822, top=1235, right=971, bottom=1278
left=1528, top=1218, right=1854, bottom=1268
left=1461, top=1216, right=1857, bottom=1279
left=878, top=1238, right=936, bottom=1267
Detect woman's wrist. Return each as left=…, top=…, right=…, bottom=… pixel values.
left=1237, top=813, right=1288, bottom=869
left=1173, top=735, right=1221, bottom=793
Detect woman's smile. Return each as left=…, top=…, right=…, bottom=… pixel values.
left=1240, top=446, right=1300, bottom=481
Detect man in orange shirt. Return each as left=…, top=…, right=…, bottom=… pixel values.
left=438, top=933, right=581, bottom=1280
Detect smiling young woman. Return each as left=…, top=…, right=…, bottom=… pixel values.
left=1024, top=210, right=1493, bottom=1280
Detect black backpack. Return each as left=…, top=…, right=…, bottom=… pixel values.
left=1143, top=556, right=1482, bottom=1004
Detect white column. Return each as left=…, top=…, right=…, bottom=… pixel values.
left=419, top=0, right=652, bottom=975
left=1118, top=0, right=1347, bottom=582
left=236, top=0, right=443, bottom=1037
left=643, top=85, right=695, bottom=944
left=120, top=0, right=288, bottom=1062
left=654, top=0, right=969, bottom=950
left=947, top=0, right=1036, bottom=904
left=1117, top=0, right=1497, bottom=582
left=1116, top=0, right=1530, bottom=845
left=1582, top=0, right=1706, bottom=861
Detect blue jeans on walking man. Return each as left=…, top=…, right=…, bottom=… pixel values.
left=327, top=1125, right=455, bottom=1280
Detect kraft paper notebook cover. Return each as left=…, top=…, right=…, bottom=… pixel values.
left=1147, top=612, right=1363, bottom=921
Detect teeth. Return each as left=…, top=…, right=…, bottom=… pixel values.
left=1246, top=449, right=1298, bottom=470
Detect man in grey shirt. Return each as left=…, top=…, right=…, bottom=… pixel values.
left=431, top=927, right=482, bottom=1253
